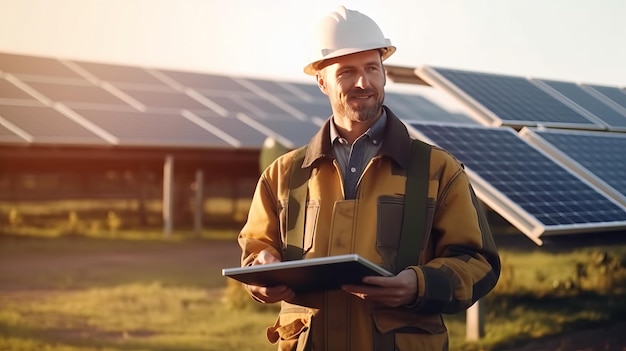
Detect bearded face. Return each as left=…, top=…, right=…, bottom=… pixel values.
left=317, top=50, right=386, bottom=125
left=333, top=85, right=385, bottom=123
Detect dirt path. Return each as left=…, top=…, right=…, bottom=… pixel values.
left=0, top=237, right=241, bottom=291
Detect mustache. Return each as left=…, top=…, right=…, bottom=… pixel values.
left=348, top=88, right=377, bottom=96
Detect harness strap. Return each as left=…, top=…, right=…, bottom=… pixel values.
left=396, top=139, right=432, bottom=272
left=376, top=139, right=431, bottom=350
left=284, top=146, right=309, bottom=261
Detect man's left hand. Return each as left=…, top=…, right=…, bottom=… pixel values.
left=341, top=269, right=418, bottom=307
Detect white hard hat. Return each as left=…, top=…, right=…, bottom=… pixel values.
left=303, top=6, right=396, bottom=75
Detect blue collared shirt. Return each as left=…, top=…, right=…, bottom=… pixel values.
left=330, top=110, right=387, bottom=199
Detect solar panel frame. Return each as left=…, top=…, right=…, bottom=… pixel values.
left=405, top=121, right=626, bottom=244
left=519, top=127, right=626, bottom=207
left=416, top=66, right=604, bottom=130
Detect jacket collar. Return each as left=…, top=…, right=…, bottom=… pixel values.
left=302, top=105, right=412, bottom=170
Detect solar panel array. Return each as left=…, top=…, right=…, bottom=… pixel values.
left=407, top=122, right=626, bottom=244
left=533, top=79, right=626, bottom=131
left=3, top=52, right=625, bottom=244
left=410, top=66, right=626, bottom=243
left=0, top=52, right=473, bottom=149
left=519, top=128, right=626, bottom=207
left=417, top=66, right=626, bottom=131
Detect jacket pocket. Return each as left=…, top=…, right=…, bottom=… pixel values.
left=420, top=180, right=439, bottom=264
left=278, top=199, right=288, bottom=250
left=278, top=199, right=319, bottom=258
left=303, top=199, right=319, bottom=255
left=376, top=195, right=404, bottom=273
left=372, top=310, right=448, bottom=351
left=266, top=307, right=312, bottom=351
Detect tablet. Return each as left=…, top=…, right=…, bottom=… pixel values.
left=222, top=254, right=393, bottom=293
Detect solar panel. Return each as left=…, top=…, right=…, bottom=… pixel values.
left=230, top=96, right=299, bottom=119
left=286, top=100, right=331, bottom=119
left=406, top=122, right=626, bottom=244
left=519, top=128, right=626, bottom=207
left=283, top=82, right=327, bottom=101
left=119, top=88, right=212, bottom=112
left=71, top=60, right=167, bottom=86
left=236, top=114, right=320, bottom=149
left=72, top=109, right=232, bottom=148
left=583, top=84, right=626, bottom=112
left=533, top=79, right=626, bottom=131
left=24, top=81, right=132, bottom=109
left=189, top=114, right=269, bottom=148
left=385, top=92, right=476, bottom=124
left=0, top=52, right=84, bottom=81
left=0, top=122, right=28, bottom=144
left=199, top=95, right=253, bottom=117
left=3, top=52, right=560, bottom=153
left=157, top=69, right=254, bottom=95
left=416, top=66, right=601, bottom=129
left=239, top=78, right=305, bottom=101
left=0, top=104, right=109, bottom=145
left=0, top=78, right=30, bottom=99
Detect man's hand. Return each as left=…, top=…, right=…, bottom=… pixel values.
left=246, top=250, right=295, bottom=304
left=341, top=269, right=418, bottom=307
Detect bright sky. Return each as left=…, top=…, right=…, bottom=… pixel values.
left=1, top=0, right=625, bottom=90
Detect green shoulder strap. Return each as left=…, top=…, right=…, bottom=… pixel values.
left=396, top=139, right=432, bottom=273
left=284, top=146, right=309, bottom=261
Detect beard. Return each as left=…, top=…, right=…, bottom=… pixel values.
left=333, top=88, right=384, bottom=123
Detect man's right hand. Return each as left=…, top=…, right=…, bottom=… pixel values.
left=246, top=250, right=296, bottom=303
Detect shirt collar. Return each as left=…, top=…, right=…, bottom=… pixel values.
left=302, top=106, right=413, bottom=170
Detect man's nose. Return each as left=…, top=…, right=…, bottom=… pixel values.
left=355, top=72, right=370, bottom=89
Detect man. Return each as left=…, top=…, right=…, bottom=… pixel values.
left=238, top=6, right=500, bottom=351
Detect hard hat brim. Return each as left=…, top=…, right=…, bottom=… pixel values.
left=303, top=45, right=396, bottom=75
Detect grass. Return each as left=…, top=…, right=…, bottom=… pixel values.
left=0, top=230, right=625, bottom=350
left=0, top=283, right=278, bottom=351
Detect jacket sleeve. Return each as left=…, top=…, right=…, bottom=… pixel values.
left=238, top=151, right=295, bottom=267
left=406, top=149, right=501, bottom=314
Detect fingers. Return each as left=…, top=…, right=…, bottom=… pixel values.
left=253, top=249, right=280, bottom=265
left=248, top=250, right=293, bottom=303
left=341, top=270, right=418, bottom=307
left=249, top=284, right=295, bottom=304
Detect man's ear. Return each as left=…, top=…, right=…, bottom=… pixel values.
left=316, top=73, right=329, bottom=96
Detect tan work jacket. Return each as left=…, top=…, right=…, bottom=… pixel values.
left=239, top=107, right=500, bottom=351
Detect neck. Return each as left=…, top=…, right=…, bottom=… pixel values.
left=333, top=110, right=382, bottom=144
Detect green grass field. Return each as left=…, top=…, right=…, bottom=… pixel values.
left=0, top=230, right=625, bottom=350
